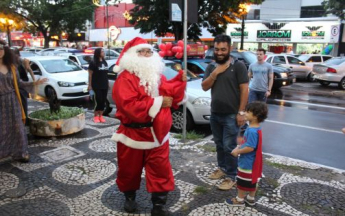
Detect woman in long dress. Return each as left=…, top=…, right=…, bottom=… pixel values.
left=0, top=40, right=46, bottom=162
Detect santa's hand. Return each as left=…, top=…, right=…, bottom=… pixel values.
left=162, top=96, right=173, bottom=108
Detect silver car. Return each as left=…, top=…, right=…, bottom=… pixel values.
left=266, top=54, right=313, bottom=81
left=105, top=60, right=211, bottom=131
left=312, top=57, right=345, bottom=90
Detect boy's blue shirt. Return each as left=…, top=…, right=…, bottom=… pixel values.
left=238, top=127, right=260, bottom=170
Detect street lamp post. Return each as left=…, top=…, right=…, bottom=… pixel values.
left=240, top=15, right=245, bottom=50
left=239, top=3, right=250, bottom=50
left=0, top=18, right=14, bottom=47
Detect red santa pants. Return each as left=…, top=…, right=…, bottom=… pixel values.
left=116, top=141, right=175, bottom=193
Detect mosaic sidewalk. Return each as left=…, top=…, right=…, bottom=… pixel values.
left=0, top=100, right=344, bottom=216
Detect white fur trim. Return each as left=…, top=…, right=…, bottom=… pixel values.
left=127, top=43, right=152, bottom=54
left=149, top=96, right=163, bottom=118
left=113, top=65, right=121, bottom=73
left=177, top=91, right=188, bottom=106
left=111, top=133, right=160, bottom=149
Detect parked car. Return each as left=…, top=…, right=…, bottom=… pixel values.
left=110, top=47, right=123, bottom=53
left=312, top=57, right=345, bottom=90
left=58, top=53, right=94, bottom=70
left=265, top=54, right=313, bottom=81
left=205, top=49, right=294, bottom=89
left=173, top=58, right=213, bottom=77
left=37, top=48, right=83, bottom=56
left=26, top=56, right=89, bottom=100
left=298, top=54, right=333, bottom=68
left=105, top=60, right=211, bottom=131
left=19, top=51, right=39, bottom=58
left=85, top=47, right=120, bottom=59
left=23, top=47, right=43, bottom=53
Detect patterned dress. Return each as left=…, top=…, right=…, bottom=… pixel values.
left=0, top=69, right=33, bottom=160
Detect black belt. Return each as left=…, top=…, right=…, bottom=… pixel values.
left=123, top=122, right=153, bottom=128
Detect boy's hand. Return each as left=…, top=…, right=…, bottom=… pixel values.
left=231, top=147, right=240, bottom=157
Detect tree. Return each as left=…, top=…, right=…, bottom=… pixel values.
left=322, top=0, right=345, bottom=20
left=0, top=13, right=26, bottom=46
left=129, top=0, right=264, bottom=41
left=0, top=0, right=96, bottom=48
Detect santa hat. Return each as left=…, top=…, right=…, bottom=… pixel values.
left=113, top=37, right=152, bottom=73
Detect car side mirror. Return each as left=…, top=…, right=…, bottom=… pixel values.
left=300, top=62, right=305, bottom=66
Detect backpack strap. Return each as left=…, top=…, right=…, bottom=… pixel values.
left=11, top=65, right=26, bottom=124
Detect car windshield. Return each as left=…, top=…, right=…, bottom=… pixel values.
left=39, top=59, right=82, bottom=73
left=298, top=55, right=309, bottom=62
left=77, top=55, right=93, bottom=65
left=164, top=62, right=199, bottom=81
left=324, top=58, right=345, bottom=65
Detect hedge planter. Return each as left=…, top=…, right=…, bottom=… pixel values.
left=28, top=107, right=85, bottom=137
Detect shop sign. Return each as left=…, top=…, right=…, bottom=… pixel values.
left=109, top=26, right=121, bottom=41
left=256, top=30, right=291, bottom=42
left=230, top=31, right=248, bottom=39
left=301, top=31, right=325, bottom=39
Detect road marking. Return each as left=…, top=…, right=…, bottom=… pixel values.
left=274, top=99, right=345, bottom=110
left=266, top=120, right=343, bottom=134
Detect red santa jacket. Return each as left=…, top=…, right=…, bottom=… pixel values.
left=111, top=70, right=187, bottom=149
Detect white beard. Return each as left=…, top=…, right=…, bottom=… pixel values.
left=120, top=51, right=164, bottom=97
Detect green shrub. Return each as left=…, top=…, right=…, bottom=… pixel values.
left=29, top=106, right=84, bottom=121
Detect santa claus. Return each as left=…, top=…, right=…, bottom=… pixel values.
left=111, top=37, right=187, bottom=215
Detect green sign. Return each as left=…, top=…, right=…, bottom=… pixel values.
left=301, top=31, right=325, bottom=39
left=230, top=32, right=248, bottom=37
left=257, top=30, right=291, bottom=39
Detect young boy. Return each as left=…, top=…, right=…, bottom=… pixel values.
left=226, top=101, right=268, bottom=207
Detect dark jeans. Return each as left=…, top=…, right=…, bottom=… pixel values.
left=210, top=112, right=239, bottom=180
left=248, top=90, right=267, bottom=103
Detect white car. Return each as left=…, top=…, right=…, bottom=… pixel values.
left=266, top=54, right=313, bottom=81
left=298, top=54, right=333, bottom=68
left=312, top=57, right=345, bottom=90
left=105, top=60, right=211, bottom=131
left=26, top=56, right=89, bottom=100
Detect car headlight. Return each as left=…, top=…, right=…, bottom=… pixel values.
left=192, top=97, right=211, bottom=106
left=280, top=72, right=288, bottom=78
left=57, top=81, right=75, bottom=87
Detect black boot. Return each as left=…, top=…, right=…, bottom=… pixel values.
left=124, top=190, right=137, bottom=213
left=151, top=192, right=169, bottom=216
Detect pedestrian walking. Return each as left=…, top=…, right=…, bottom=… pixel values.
left=88, top=48, right=109, bottom=123
left=13, top=48, right=36, bottom=122
left=111, top=37, right=187, bottom=215
left=248, top=48, right=273, bottom=103
left=226, top=101, right=268, bottom=207
left=202, top=35, right=249, bottom=190
left=0, top=40, right=47, bottom=162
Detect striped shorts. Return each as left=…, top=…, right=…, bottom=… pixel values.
left=236, top=167, right=258, bottom=192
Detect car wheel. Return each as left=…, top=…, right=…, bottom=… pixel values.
left=171, top=108, right=194, bottom=132
left=103, top=99, right=113, bottom=116
left=338, top=78, right=345, bottom=90
left=319, top=81, right=330, bottom=86
left=307, top=73, right=315, bottom=82
left=45, top=86, right=57, bottom=100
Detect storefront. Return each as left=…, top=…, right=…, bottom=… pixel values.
left=227, top=17, right=341, bottom=56
left=89, top=26, right=214, bottom=47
